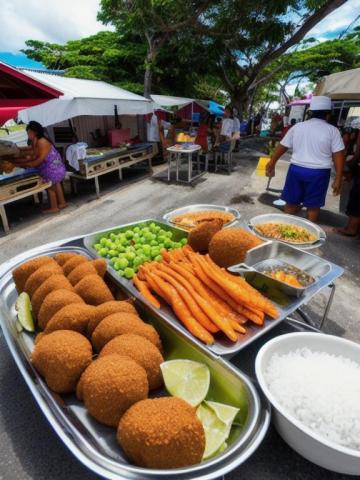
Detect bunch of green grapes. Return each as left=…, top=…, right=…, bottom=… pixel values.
left=93, top=222, right=187, bottom=279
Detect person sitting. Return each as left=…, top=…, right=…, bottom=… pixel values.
left=13, top=121, right=67, bottom=214
left=195, top=113, right=210, bottom=153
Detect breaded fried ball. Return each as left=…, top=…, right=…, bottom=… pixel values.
left=99, top=334, right=163, bottom=390
left=74, top=274, right=114, bottom=305
left=87, top=301, right=138, bottom=336
left=117, top=397, right=205, bottom=468
left=45, top=304, right=97, bottom=334
left=91, top=259, right=107, bottom=277
left=67, top=262, right=98, bottom=286
left=62, top=256, right=88, bottom=276
left=13, top=256, right=54, bottom=292
left=32, top=330, right=92, bottom=394
left=53, top=252, right=78, bottom=266
left=38, top=289, right=85, bottom=330
left=31, top=274, right=74, bottom=318
left=208, top=227, right=263, bottom=268
left=77, top=354, right=148, bottom=427
left=92, top=313, right=162, bottom=352
left=188, top=218, right=224, bottom=253
left=24, top=263, right=63, bottom=297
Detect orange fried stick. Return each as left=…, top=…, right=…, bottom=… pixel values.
left=133, top=274, right=161, bottom=308
left=147, top=271, right=214, bottom=344
left=198, top=255, right=278, bottom=319
left=154, top=266, right=237, bottom=342
left=154, top=268, right=219, bottom=333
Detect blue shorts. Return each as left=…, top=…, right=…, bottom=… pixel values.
left=281, top=164, right=331, bottom=208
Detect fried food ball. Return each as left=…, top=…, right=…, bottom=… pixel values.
left=188, top=218, right=224, bottom=253
left=67, top=259, right=107, bottom=286
left=24, top=263, right=63, bottom=297
left=31, top=330, right=92, bottom=394
left=87, top=301, right=138, bottom=336
left=208, top=227, right=263, bottom=268
left=53, top=252, right=78, bottom=266
left=38, top=289, right=85, bottom=330
left=117, top=397, right=205, bottom=468
left=92, top=259, right=107, bottom=277
left=31, top=274, right=74, bottom=318
left=62, top=256, right=88, bottom=276
left=99, top=334, right=163, bottom=390
left=74, top=274, right=114, bottom=305
left=77, top=354, right=148, bottom=427
left=92, top=313, right=162, bottom=352
left=13, top=256, right=54, bottom=292
left=45, top=304, right=97, bottom=334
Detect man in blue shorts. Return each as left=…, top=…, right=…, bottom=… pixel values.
left=266, top=96, right=345, bottom=223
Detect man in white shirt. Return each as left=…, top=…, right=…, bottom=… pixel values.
left=266, top=96, right=345, bottom=223
left=216, top=106, right=234, bottom=152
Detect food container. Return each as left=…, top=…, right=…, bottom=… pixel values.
left=255, top=333, right=360, bottom=476
left=163, top=204, right=241, bottom=230
left=0, top=241, right=270, bottom=480
left=84, top=221, right=343, bottom=357
left=228, top=241, right=332, bottom=298
left=248, top=213, right=326, bottom=250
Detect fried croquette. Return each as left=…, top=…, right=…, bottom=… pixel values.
left=99, top=334, right=163, bottom=390
left=31, top=274, right=74, bottom=318
left=38, top=289, right=85, bottom=330
left=67, top=259, right=107, bottom=286
left=87, top=301, right=138, bottom=336
left=62, top=255, right=88, bottom=276
left=53, top=252, right=78, bottom=266
left=77, top=354, right=148, bottom=427
left=188, top=218, right=224, bottom=253
left=12, top=256, right=54, bottom=292
left=74, top=274, right=114, bottom=305
left=117, top=397, right=205, bottom=469
left=45, top=304, right=97, bottom=334
left=91, top=313, right=162, bottom=352
left=208, top=227, right=263, bottom=268
left=31, top=330, right=92, bottom=394
left=24, top=263, right=63, bottom=297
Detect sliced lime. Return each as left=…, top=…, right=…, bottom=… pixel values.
left=197, top=404, right=229, bottom=459
left=15, top=292, right=35, bottom=332
left=160, top=359, right=210, bottom=407
left=205, top=401, right=240, bottom=428
left=15, top=320, right=23, bottom=333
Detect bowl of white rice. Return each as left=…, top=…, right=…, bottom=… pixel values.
left=255, top=332, right=360, bottom=475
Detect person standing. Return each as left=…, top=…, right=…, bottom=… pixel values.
left=214, top=106, right=234, bottom=152
left=266, top=96, right=345, bottom=223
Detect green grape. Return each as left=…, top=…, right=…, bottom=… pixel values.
left=180, top=237, right=188, bottom=245
left=110, top=233, right=117, bottom=240
left=118, top=269, right=125, bottom=276
left=154, top=255, right=163, bottom=262
left=93, top=243, right=102, bottom=251
left=173, top=242, right=182, bottom=249
left=100, top=237, right=107, bottom=246
left=109, top=257, right=117, bottom=266
left=116, top=257, right=129, bottom=269
left=133, top=233, right=140, bottom=242
left=133, top=226, right=140, bottom=233
left=125, top=252, right=136, bottom=262
left=164, top=239, right=173, bottom=248
left=158, top=243, right=165, bottom=249
left=124, top=267, right=135, bottom=279
left=150, top=240, right=158, bottom=247
left=99, top=248, right=108, bottom=256
left=143, top=244, right=151, bottom=255
left=140, top=237, right=147, bottom=244
left=165, top=231, right=173, bottom=238
left=135, top=247, right=144, bottom=255
left=108, top=249, right=117, bottom=257
left=117, top=245, right=126, bottom=253
left=157, top=235, right=166, bottom=243
left=151, top=247, right=160, bottom=257
left=105, top=239, right=113, bottom=248
left=125, top=230, right=134, bottom=239
left=149, top=223, right=157, bottom=233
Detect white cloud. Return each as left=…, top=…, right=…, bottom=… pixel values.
left=307, top=0, right=360, bottom=38
left=0, top=0, right=113, bottom=52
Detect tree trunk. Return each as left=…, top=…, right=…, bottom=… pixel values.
left=231, top=91, right=250, bottom=121
left=143, top=61, right=152, bottom=99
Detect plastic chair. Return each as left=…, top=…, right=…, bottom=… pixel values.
left=214, top=139, right=236, bottom=174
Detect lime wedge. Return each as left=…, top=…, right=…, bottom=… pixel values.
left=15, top=320, right=23, bottom=333
left=15, top=292, right=35, bottom=332
left=205, top=401, right=240, bottom=428
left=197, top=404, right=229, bottom=459
left=160, top=359, right=210, bottom=407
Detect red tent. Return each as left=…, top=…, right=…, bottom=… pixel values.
left=0, top=62, right=61, bottom=126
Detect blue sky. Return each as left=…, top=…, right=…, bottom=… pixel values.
left=0, top=0, right=359, bottom=68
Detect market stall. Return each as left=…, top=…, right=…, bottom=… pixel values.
left=1, top=204, right=358, bottom=479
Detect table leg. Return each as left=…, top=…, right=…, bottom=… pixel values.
left=176, top=153, right=180, bottom=182
left=118, top=168, right=123, bottom=181
left=188, top=153, right=192, bottom=182
left=197, top=151, right=200, bottom=173
left=94, top=177, right=100, bottom=199
left=0, top=204, right=10, bottom=235
left=167, top=153, right=171, bottom=182
left=320, top=283, right=336, bottom=330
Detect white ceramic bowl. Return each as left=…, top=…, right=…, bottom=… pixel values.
left=255, top=332, right=360, bottom=475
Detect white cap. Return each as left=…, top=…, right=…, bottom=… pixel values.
left=309, top=96, right=332, bottom=111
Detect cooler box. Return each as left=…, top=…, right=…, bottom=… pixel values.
left=108, top=129, right=131, bottom=147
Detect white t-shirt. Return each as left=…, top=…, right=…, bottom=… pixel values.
left=220, top=118, right=234, bottom=139
left=147, top=114, right=160, bottom=142
left=281, top=118, right=344, bottom=169
left=232, top=117, right=240, bottom=134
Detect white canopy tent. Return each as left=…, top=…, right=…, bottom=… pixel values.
left=150, top=94, right=194, bottom=109
left=315, top=68, right=360, bottom=100
left=18, top=71, right=153, bottom=126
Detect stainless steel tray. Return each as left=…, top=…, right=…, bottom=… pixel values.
left=82, top=221, right=343, bottom=357
left=248, top=213, right=326, bottom=250
left=0, top=240, right=270, bottom=480
left=163, top=204, right=241, bottom=230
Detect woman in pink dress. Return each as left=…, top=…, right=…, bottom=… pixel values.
left=14, top=121, right=67, bottom=213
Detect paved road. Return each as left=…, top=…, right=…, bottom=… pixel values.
left=0, top=139, right=358, bottom=479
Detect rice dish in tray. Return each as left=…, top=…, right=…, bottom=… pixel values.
left=264, top=348, right=360, bottom=451
left=254, top=223, right=318, bottom=244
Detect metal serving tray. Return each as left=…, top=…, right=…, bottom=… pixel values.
left=0, top=240, right=270, bottom=480
left=83, top=220, right=343, bottom=358
left=163, top=204, right=241, bottom=230
left=248, top=213, right=326, bottom=250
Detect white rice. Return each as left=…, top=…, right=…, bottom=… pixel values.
left=264, top=347, right=360, bottom=451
